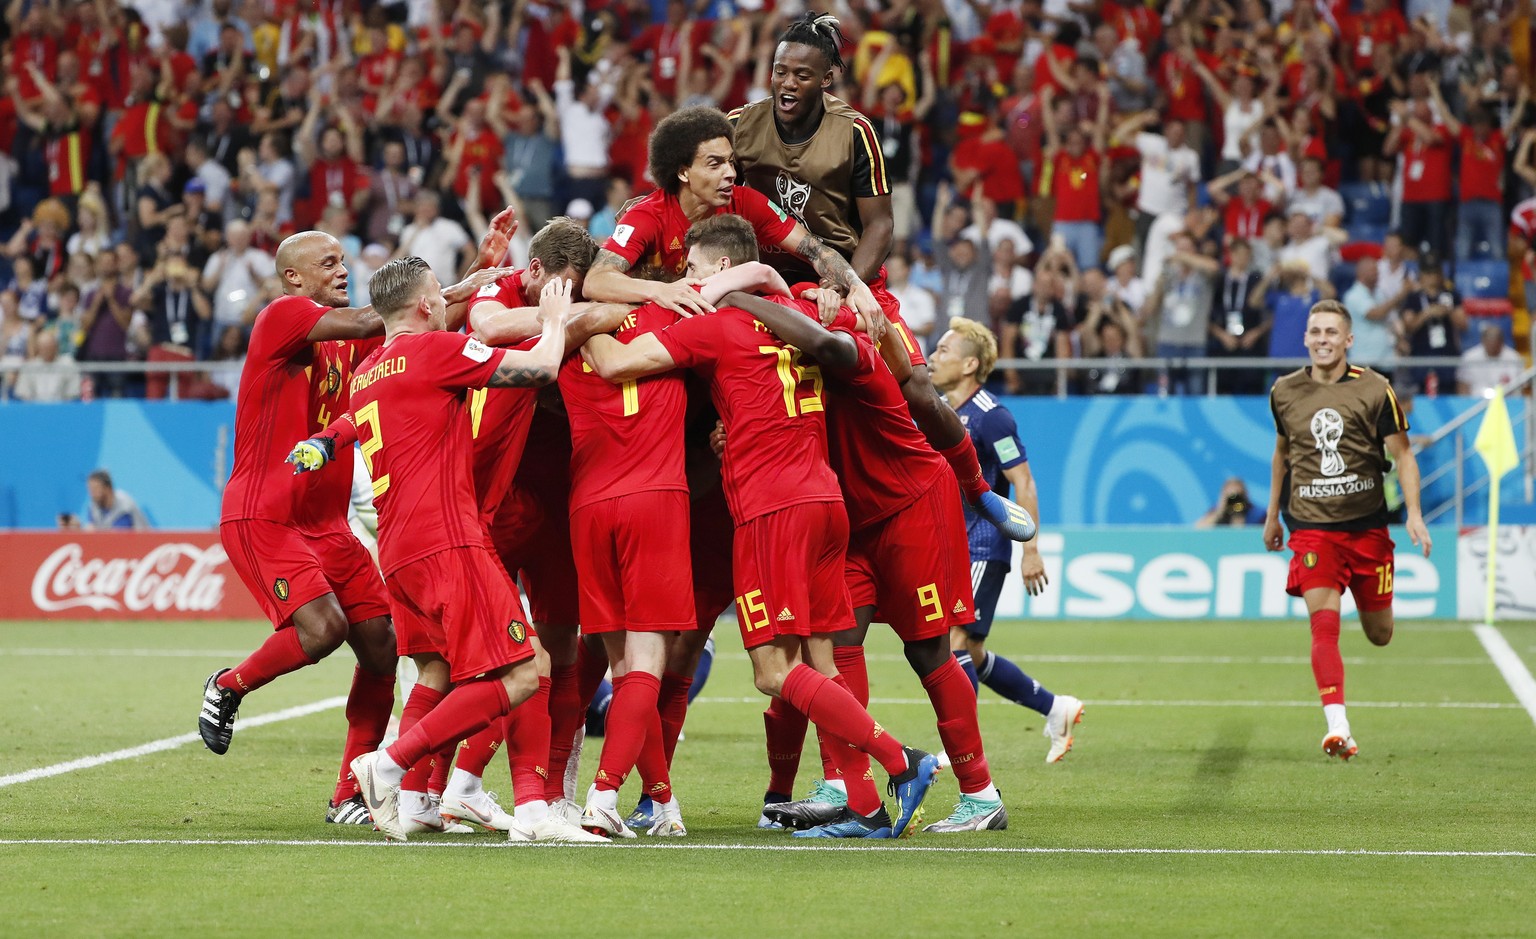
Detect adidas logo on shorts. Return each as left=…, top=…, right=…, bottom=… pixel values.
left=953, top=600, right=967, bottom=614
left=776, top=607, right=795, bottom=622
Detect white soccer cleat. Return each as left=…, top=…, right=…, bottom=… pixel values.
left=549, top=798, right=583, bottom=827
left=1044, top=694, right=1085, bottom=763
left=526, top=815, right=611, bottom=843
left=506, top=820, right=537, bottom=843
left=1322, top=733, right=1359, bottom=761
left=646, top=799, right=687, bottom=837
left=351, top=751, right=406, bottom=841
left=440, top=789, right=517, bottom=832
left=581, top=787, right=637, bottom=839
left=401, top=802, right=475, bottom=835
left=564, top=725, right=585, bottom=803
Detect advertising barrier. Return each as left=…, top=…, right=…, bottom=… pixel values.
left=1456, top=525, right=1536, bottom=620
left=0, top=531, right=264, bottom=620
left=996, top=527, right=1459, bottom=621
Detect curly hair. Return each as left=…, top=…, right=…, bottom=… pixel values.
left=648, top=107, right=735, bottom=197
left=778, top=11, right=846, bottom=71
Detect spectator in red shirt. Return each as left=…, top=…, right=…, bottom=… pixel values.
left=1033, top=22, right=1082, bottom=97
left=1206, top=168, right=1274, bottom=246
left=1437, top=92, right=1507, bottom=263
left=1342, top=0, right=1408, bottom=78
left=1041, top=84, right=1110, bottom=271
left=1157, top=25, right=1215, bottom=156
left=1385, top=97, right=1454, bottom=260
left=295, top=115, right=370, bottom=230
left=632, top=1, right=711, bottom=103
left=953, top=117, right=1029, bottom=222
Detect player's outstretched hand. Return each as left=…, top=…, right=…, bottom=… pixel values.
left=445, top=266, right=521, bottom=304
left=708, top=419, right=726, bottom=458
left=540, top=276, right=574, bottom=324
left=1407, top=512, right=1433, bottom=557
left=651, top=278, right=715, bottom=317
left=285, top=435, right=336, bottom=475
left=1262, top=515, right=1284, bottom=552
left=474, top=205, right=519, bottom=269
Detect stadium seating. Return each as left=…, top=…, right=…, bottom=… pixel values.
left=1339, top=182, right=1392, bottom=226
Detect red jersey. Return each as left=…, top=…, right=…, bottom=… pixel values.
left=1344, top=9, right=1408, bottom=73
left=953, top=135, right=1027, bottom=205
left=467, top=268, right=527, bottom=321
left=559, top=303, right=687, bottom=511
left=221, top=296, right=371, bottom=534
left=44, top=125, right=90, bottom=197
left=1400, top=126, right=1453, bottom=203
left=349, top=331, right=508, bottom=575
left=469, top=369, right=539, bottom=527
left=1047, top=150, right=1102, bottom=222
left=825, top=331, right=948, bottom=531
left=306, top=157, right=369, bottom=223
left=1459, top=128, right=1505, bottom=202
left=1032, top=43, right=1076, bottom=95
left=601, top=187, right=797, bottom=278
left=654, top=304, right=840, bottom=524
left=451, top=125, right=503, bottom=208
left=1224, top=195, right=1272, bottom=241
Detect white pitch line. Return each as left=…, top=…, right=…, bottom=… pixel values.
left=692, top=696, right=1522, bottom=710
left=0, top=648, right=254, bottom=658
left=0, top=697, right=347, bottom=789
left=0, top=839, right=1530, bottom=859
left=1473, top=624, right=1536, bottom=728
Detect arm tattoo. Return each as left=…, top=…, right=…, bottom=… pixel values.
left=794, top=233, right=858, bottom=293
left=489, top=362, right=555, bottom=388
left=592, top=249, right=633, bottom=275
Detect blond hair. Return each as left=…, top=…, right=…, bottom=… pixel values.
left=947, top=316, right=998, bottom=382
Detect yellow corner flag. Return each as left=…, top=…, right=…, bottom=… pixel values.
left=1474, top=387, right=1522, bottom=624
left=1474, top=386, right=1520, bottom=480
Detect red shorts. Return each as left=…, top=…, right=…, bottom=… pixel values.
left=690, top=486, right=736, bottom=627
left=731, top=501, right=853, bottom=649
left=490, top=485, right=581, bottom=626
left=870, top=269, right=925, bottom=368
left=845, top=483, right=976, bottom=641
left=570, top=489, right=696, bottom=634
left=221, top=519, right=390, bottom=629
left=387, top=546, right=535, bottom=683
left=1285, top=527, right=1396, bottom=612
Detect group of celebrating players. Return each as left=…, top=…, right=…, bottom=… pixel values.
left=194, top=11, right=1432, bottom=845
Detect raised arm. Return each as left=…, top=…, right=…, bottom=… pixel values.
left=584, top=249, right=716, bottom=316
left=719, top=290, right=859, bottom=371
left=486, top=277, right=574, bottom=388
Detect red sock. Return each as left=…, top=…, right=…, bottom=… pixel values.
left=595, top=672, right=662, bottom=792
left=825, top=735, right=882, bottom=816
left=331, top=667, right=396, bottom=804
left=833, top=645, right=869, bottom=705
left=657, top=671, right=693, bottom=766
left=1310, top=609, right=1345, bottom=706
left=220, top=628, right=316, bottom=695
left=544, top=663, right=582, bottom=801
left=395, top=684, right=446, bottom=795
left=506, top=677, right=551, bottom=806
left=636, top=705, right=673, bottom=805
left=780, top=664, right=906, bottom=776
left=455, top=721, right=505, bottom=777
left=938, top=436, right=990, bottom=502
left=577, top=639, right=609, bottom=705
left=427, top=742, right=454, bottom=796
left=764, top=695, right=809, bottom=795
left=922, top=657, right=992, bottom=793
left=386, top=678, right=511, bottom=771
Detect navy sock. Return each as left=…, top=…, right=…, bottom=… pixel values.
left=764, top=789, right=791, bottom=806
left=688, top=636, right=715, bottom=704
left=979, top=651, right=1055, bottom=716
left=952, top=650, right=980, bottom=693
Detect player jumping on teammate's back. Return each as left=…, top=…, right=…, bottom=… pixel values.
left=581, top=215, right=941, bottom=838
left=1265, top=299, right=1430, bottom=760
left=929, top=318, right=1085, bottom=764
left=727, top=11, right=1035, bottom=544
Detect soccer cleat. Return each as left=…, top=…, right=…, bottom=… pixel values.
left=973, top=490, right=1037, bottom=542
left=923, top=794, right=1009, bottom=833
left=580, top=801, right=638, bottom=840
left=351, top=751, right=406, bottom=841
left=762, top=779, right=847, bottom=830
left=625, top=794, right=658, bottom=832
left=550, top=798, right=583, bottom=827
left=1322, top=733, right=1359, bottom=761
left=401, top=800, right=475, bottom=835
left=793, top=805, right=894, bottom=839
left=525, top=815, right=610, bottom=843
left=325, top=794, right=373, bottom=826
left=198, top=668, right=242, bottom=754
left=1044, top=694, right=1085, bottom=763
left=440, top=789, right=517, bottom=832
left=887, top=747, right=941, bottom=838
left=757, top=812, right=785, bottom=830
left=646, top=800, right=687, bottom=837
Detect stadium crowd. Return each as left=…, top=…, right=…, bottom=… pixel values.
left=1, top=0, right=1532, bottom=402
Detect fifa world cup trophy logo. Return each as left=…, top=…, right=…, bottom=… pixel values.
left=1310, top=408, right=1347, bottom=477
left=775, top=171, right=813, bottom=224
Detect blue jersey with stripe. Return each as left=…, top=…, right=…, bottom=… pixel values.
left=954, top=389, right=1029, bottom=563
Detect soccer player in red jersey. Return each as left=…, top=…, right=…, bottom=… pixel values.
left=728, top=13, right=1035, bottom=545
left=582, top=216, right=940, bottom=839
left=200, top=227, right=511, bottom=825
left=583, top=105, right=882, bottom=323
left=718, top=288, right=1009, bottom=835
left=1264, top=300, right=1431, bottom=761
left=346, top=260, right=579, bottom=842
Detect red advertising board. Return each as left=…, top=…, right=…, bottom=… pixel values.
left=0, top=532, right=265, bottom=620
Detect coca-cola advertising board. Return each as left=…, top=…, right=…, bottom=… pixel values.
left=0, top=532, right=264, bottom=620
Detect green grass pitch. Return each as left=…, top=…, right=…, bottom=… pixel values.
left=2, top=618, right=1534, bottom=937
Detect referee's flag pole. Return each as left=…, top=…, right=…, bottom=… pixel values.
left=1474, top=386, right=1520, bottom=624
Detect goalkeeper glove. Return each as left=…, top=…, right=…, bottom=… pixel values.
left=286, top=433, right=337, bottom=474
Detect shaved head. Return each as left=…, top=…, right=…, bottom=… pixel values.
left=276, top=231, right=351, bottom=307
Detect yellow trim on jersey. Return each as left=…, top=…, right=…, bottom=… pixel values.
left=851, top=116, right=889, bottom=196
left=1383, top=381, right=1408, bottom=432
left=146, top=102, right=161, bottom=154
left=66, top=133, right=83, bottom=194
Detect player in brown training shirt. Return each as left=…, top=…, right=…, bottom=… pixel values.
left=1264, top=299, right=1431, bottom=761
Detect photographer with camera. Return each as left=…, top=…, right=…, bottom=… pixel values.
left=1197, top=477, right=1265, bottom=528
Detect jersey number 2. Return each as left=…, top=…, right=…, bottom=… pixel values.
left=355, top=400, right=390, bottom=497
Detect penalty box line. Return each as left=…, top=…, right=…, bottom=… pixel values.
left=0, top=697, right=347, bottom=789
left=0, top=839, right=1531, bottom=859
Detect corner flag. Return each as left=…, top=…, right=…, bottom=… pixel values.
left=1474, top=387, right=1522, bottom=624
